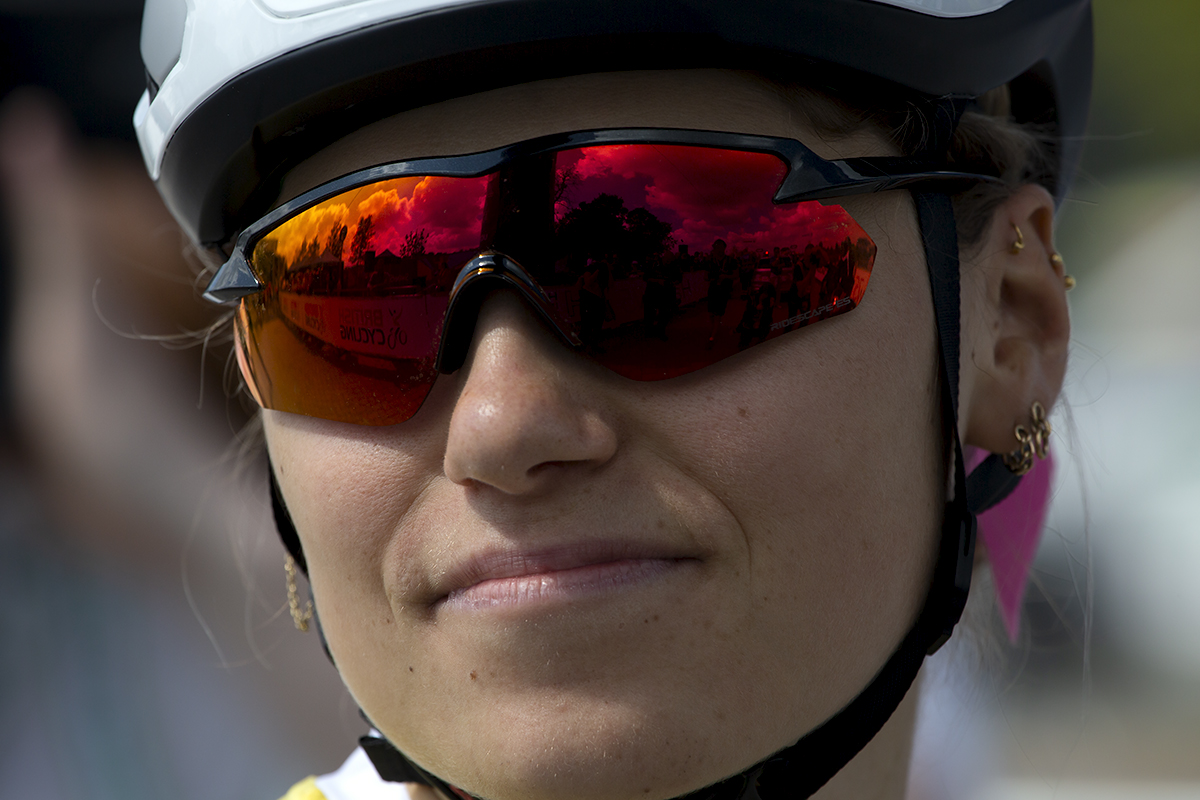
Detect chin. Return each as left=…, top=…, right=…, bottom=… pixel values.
left=380, top=694, right=756, bottom=800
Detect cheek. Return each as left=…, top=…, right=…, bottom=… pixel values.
left=262, top=392, right=452, bottom=663
left=630, top=231, right=943, bottom=702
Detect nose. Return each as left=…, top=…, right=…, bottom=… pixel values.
left=443, top=291, right=618, bottom=495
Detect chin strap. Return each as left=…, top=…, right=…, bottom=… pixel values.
left=271, top=466, right=307, bottom=573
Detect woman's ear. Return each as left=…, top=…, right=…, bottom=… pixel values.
left=960, top=183, right=1070, bottom=454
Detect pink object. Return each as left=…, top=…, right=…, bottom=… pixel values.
left=965, top=446, right=1054, bottom=641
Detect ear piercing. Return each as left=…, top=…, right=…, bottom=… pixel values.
left=1010, top=223, right=1025, bottom=254
left=1013, top=226, right=1075, bottom=290
left=286, top=554, right=314, bottom=633
left=1050, top=252, right=1076, bottom=290
left=1003, top=400, right=1052, bottom=475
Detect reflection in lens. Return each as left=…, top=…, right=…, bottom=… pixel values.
left=232, top=143, right=876, bottom=424
left=540, top=145, right=877, bottom=380
left=238, top=175, right=489, bottom=425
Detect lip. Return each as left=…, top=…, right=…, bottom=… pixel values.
left=431, top=541, right=696, bottom=612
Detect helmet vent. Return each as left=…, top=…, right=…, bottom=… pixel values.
left=259, top=0, right=397, bottom=18
left=868, top=0, right=1015, bottom=17
left=140, top=0, right=187, bottom=87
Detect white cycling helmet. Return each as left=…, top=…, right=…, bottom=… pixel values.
left=136, top=0, right=1091, bottom=247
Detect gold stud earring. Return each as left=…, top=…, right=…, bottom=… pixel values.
left=1050, top=253, right=1076, bottom=290
left=1010, top=223, right=1025, bottom=254
left=1003, top=400, right=1051, bottom=475
left=285, top=554, right=313, bottom=633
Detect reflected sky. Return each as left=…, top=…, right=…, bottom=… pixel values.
left=258, top=144, right=868, bottom=271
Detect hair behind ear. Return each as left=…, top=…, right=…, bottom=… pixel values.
left=949, top=111, right=1056, bottom=254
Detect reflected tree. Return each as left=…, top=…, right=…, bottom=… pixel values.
left=252, top=238, right=286, bottom=289
left=626, top=207, right=674, bottom=266
left=297, top=237, right=321, bottom=264
left=325, top=222, right=348, bottom=261
left=554, top=164, right=581, bottom=211
left=349, top=215, right=375, bottom=265
left=556, top=193, right=673, bottom=267
left=398, top=227, right=429, bottom=259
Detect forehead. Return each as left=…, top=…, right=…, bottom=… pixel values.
left=279, top=69, right=893, bottom=204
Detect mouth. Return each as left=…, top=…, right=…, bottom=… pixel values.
left=432, top=542, right=697, bottom=612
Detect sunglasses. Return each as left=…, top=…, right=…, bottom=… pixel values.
left=205, top=128, right=993, bottom=425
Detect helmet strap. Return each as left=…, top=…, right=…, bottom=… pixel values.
left=270, top=463, right=307, bottom=575
left=355, top=189, right=978, bottom=800
left=267, top=134, right=982, bottom=797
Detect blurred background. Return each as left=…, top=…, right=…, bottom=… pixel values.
left=0, top=1, right=1196, bottom=799
left=0, top=2, right=357, bottom=799
left=910, top=3, right=1200, bottom=800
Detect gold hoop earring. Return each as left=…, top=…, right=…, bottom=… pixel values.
left=1003, top=400, right=1052, bottom=475
left=285, top=554, right=313, bottom=633
left=1010, top=223, right=1025, bottom=255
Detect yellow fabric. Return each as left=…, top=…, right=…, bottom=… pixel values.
left=278, top=776, right=327, bottom=800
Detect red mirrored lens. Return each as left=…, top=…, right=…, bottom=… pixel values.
left=235, top=144, right=875, bottom=425
left=543, top=145, right=875, bottom=379
left=237, top=174, right=489, bottom=425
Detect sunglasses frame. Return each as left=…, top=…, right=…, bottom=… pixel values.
left=204, top=127, right=1000, bottom=304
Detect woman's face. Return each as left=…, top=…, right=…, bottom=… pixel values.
left=266, top=70, right=944, bottom=800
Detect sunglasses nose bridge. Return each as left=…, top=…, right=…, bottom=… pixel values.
left=435, top=253, right=581, bottom=374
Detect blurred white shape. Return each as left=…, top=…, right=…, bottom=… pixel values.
left=868, top=0, right=1015, bottom=18
left=973, top=780, right=1200, bottom=800
left=1073, top=185, right=1200, bottom=365
left=1047, top=179, right=1200, bottom=678
left=908, top=573, right=1008, bottom=800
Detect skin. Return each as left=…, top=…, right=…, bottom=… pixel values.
left=264, top=70, right=1070, bottom=800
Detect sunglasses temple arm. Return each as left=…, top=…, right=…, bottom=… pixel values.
left=204, top=251, right=263, bottom=305
left=775, top=159, right=1003, bottom=203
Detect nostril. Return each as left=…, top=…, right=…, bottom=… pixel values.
left=526, top=460, right=569, bottom=479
